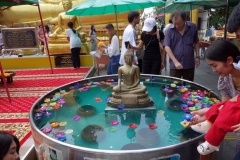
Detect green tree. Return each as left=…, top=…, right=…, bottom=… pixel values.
left=209, top=7, right=233, bottom=30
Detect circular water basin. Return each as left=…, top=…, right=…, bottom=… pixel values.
left=30, top=75, right=219, bottom=160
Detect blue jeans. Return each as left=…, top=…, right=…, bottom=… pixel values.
left=107, top=55, right=120, bottom=75
left=233, top=150, right=240, bottom=160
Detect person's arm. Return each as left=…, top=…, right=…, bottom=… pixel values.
left=193, top=26, right=200, bottom=68
left=163, top=31, right=182, bottom=69
left=66, top=30, right=70, bottom=42
left=89, top=30, right=91, bottom=37
left=132, top=40, right=144, bottom=50
left=126, top=30, right=138, bottom=64
left=165, top=46, right=182, bottom=69
left=105, top=35, right=119, bottom=57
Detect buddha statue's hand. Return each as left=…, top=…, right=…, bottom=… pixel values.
left=50, top=33, right=58, bottom=39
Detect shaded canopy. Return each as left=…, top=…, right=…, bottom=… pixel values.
left=66, top=0, right=165, bottom=16
left=159, top=0, right=240, bottom=13
left=0, top=0, right=38, bottom=7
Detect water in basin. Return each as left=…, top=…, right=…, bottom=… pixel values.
left=33, top=76, right=218, bottom=150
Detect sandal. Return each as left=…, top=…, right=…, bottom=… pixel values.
left=197, top=141, right=219, bottom=155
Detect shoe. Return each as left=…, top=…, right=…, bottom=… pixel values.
left=191, top=121, right=211, bottom=134
left=197, top=141, right=219, bottom=155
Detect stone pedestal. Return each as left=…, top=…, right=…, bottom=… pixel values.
left=109, top=91, right=153, bottom=108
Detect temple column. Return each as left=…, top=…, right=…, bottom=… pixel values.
left=191, top=8, right=199, bottom=26
left=165, top=13, right=171, bottom=25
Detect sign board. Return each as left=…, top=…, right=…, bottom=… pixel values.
left=54, top=55, right=73, bottom=67
left=1, top=27, right=38, bottom=50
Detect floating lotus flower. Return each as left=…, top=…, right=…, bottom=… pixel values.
left=50, top=122, right=60, bottom=128
left=34, top=108, right=40, bottom=112
left=55, top=92, right=60, bottom=96
left=145, top=78, right=150, bottom=82
left=50, top=97, right=58, bottom=102
left=44, top=112, right=52, bottom=117
left=54, top=132, right=65, bottom=138
left=57, top=135, right=66, bottom=142
left=118, top=104, right=125, bottom=110
left=74, top=83, right=81, bottom=89
left=60, top=90, right=66, bottom=94
left=73, top=116, right=81, bottom=121
left=42, top=127, right=52, bottom=134
left=94, top=97, right=102, bottom=102
left=162, top=79, right=167, bottom=82
left=53, top=105, right=60, bottom=111
left=65, top=129, right=73, bottom=134
left=111, top=120, right=119, bottom=126
left=82, top=87, right=88, bottom=91
left=173, top=81, right=178, bottom=84
left=189, top=106, right=196, bottom=111
left=50, top=102, right=56, bottom=106
left=157, top=110, right=164, bottom=114
left=41, top=103, right=48, bottom=106
left=105, top=82, right=111, bottom=86
left=170, top=83, right=176, bottom=87
left=105, top=97, right=111, bottom=102
left=180, top=104, right=188, bottom=111
left=186, top=101, right=194, bottom=107
left=129, top=123, right=138, bottom=129
left=106, top=79, right=114, bottom=82
left=109, top=126, right=117, bottom=132
left=46, top=107, right=53, bottom=111
left=57, top=96, right=63, bottom=100
left=182, top=113, right=193, bottom=121
left=57, top=99, right=65, bottom=105
left=201, top=104, right=210, bottom=108
left=180, top=120, right=190, bottom=128
left=59, top=121, right=67, bottom=127
left=149, top=124, right=157, bottom=130
left=34, top=113, right=43, bottom=120
left=40, top=106, right=47, bottom=112
left=44, top=98, right=50, bottom=103
left=94, top=82, right=101, bottom=85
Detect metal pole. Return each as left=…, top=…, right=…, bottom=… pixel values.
left=0, top=62, right=11, bottom=103
left=37, top=3, right=54, bottom=74
left=114, top=5, right=119, bottom=38
left=224, top=0, right=230, bottom=40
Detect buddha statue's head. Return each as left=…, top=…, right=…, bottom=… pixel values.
left=62, top=0, right=72, bottom=11
left=124, top=50, right=134, bottom=65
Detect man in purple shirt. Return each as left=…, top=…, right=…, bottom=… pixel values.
left=163, top=9, right=200, bottom=81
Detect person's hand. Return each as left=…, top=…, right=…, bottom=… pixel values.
left=161, top=62, right=165, bottom=69
left=232, top=124, right=240, bottom=133
left=100, top=44, right=107, bottom=48
left=195, top=58, right=200, bottom=68
left=190, top=108, right=209, bottom=125
left=173, top=61, right=183, bottom=69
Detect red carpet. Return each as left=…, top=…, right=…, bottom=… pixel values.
left=0, top=67, right=91, bottom=145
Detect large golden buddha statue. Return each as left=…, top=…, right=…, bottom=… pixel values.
left=110, top=50, right=153, bottom=108
left=47, top=0, right=88, bottom=54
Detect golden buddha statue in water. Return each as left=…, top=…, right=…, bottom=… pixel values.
left=110, top=50, right=153, bottom=108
